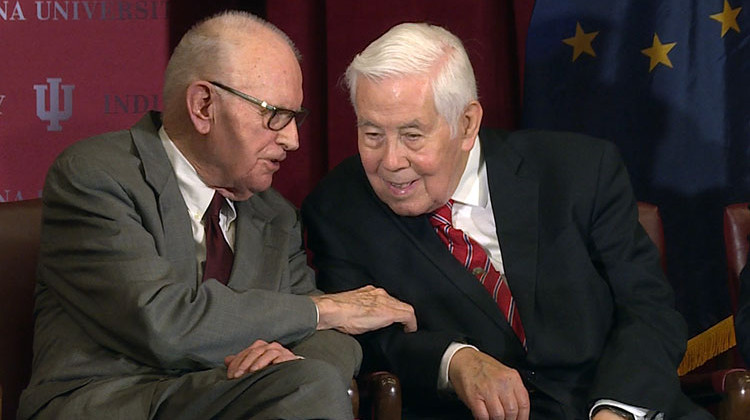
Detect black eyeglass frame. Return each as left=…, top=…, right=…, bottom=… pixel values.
left=209, top=81, right=308, bottom=131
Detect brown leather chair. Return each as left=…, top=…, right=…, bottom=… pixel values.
left=637, top=201, right=667, bottom=275
left=723, top=203, right=750, bottom=315
left=719, top=203, right=750, bottom=419
left=0, top=198, right=401, bottom=420
left=0, top=198, right=42, bottom=420
left=637, top=201, right=750, bottom=419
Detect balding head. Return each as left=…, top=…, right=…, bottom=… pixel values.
left=160, top=11, right=305, bottom=201
left=162, top=11, right=300, bottom=123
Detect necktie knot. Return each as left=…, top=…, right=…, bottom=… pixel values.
left=430, top=199, right=454, bottom=228
left=205, top=191, right=225, bottom=222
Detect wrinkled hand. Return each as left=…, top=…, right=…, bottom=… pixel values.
left=449, top=348, right=530, bottom=420
left=224, top=339, right=300, bottom=379
left=311, top=285, right=417, bottom=334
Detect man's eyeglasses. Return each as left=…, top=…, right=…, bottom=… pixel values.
left=209, top=81, right=309, bottom=131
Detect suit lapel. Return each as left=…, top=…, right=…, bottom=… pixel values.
left=368, top=174, right=519, bottom=341
left=230, top=195, right=276, bottom=289
left=481, top=130, right=539, bottom=339
left=131, top=112, right=197, bottom=283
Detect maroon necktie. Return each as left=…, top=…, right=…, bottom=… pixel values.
left=430, top=200, right=526, bottom=348
left=202, top=192, right=233, bottom=285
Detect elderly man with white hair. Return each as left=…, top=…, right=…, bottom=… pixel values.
left=20, top=11, right=416, bottom=420
left=303, top=22, right=710, bottom=420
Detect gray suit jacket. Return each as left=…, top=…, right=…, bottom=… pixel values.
left=20, top=112, right=349, bottom=418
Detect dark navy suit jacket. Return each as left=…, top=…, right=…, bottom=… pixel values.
left=303, top=128, right=705, bottom=419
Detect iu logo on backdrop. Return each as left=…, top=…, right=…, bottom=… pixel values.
left=34, top=77, right=74, bottom=131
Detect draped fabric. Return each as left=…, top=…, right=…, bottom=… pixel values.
left=265, top=0, right=534, bottom=206
left=167, top=0, right=528, bottom=204
left=522, top=0, right=749, bottom=372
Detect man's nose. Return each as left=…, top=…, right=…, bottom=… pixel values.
left=381, top=138, right=408, bottom=171
left=276, top=122, right=300, bottom=151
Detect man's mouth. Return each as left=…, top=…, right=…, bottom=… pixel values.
left=386, top=179, right=417, bottom=195
left=264, top=159, right=281, bottom=171
left=265, top=153, right=286, bottom=169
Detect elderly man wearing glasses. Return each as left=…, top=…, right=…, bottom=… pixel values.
left=18, top=11, right=416, bottom=420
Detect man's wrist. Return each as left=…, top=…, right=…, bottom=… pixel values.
left=592, top=405, right=635, bottom=420
left=309, top=295, right=329, bottom=330
left=589, top=399, right=660, bottom=420
left=439, top=342, right=477, bottom=391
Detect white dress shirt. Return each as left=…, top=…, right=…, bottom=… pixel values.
left=158, top=127, right=236, bottom=281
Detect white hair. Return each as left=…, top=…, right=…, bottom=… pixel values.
left=162, top=10, right=300, bottom=113
left=345, top=22, right=478, bottom=137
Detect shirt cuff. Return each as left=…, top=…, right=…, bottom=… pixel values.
left=590, top=399, right=662, bottom=420
left=438, top=342, right=478, bottom=391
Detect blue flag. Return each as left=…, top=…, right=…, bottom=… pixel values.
left=523, top=0, right=750, bottom=371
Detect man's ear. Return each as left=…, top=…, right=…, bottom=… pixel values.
left=186, top=81, right=214, bottom=135
left=459, top=100, right=483, bottom=151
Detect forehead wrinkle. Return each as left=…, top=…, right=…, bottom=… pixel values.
left=398, top=120, right=424, bottom=130
left=223, top=30, right=302, bottom=110
left=356, top=119, right=426, bottom=130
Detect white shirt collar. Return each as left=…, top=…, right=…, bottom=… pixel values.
left=452, top=135, right=488, bottom=208
left=158, top=126, right=234, bottom=221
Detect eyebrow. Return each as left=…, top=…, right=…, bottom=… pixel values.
left=356, top=120, right=424, bottom=130
left=357, top=120, right=379, bottom=129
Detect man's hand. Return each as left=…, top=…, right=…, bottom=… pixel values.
left=224, top=339, right=300, bottom=379
left=449, top=347, right=530, bottom=420
left=311, top=285, right=417, bottom=334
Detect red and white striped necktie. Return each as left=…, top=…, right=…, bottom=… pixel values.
left=430, top=200, right=526, bottom=348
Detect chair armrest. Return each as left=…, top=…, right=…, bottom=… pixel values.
left=722, top=370, right=750, bottom=420
left=681, top=368, right=746, bottom=397
left=357, top=371, right=402, bottom=420
left=349, top=378, right=359, bottom=419
left=681, top=369, right=750, bottom=420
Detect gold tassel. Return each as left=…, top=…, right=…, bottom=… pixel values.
left=677, top=316, right=737, bottom=376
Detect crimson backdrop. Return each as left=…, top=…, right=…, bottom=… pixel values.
left=1, top=1, right=532, bottom=207
left=266, top=0, right=535, bottom=206
left=0, top=0, right=169, bottom=202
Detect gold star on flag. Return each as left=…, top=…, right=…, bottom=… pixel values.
left=562, top=22, right=599, bottom=62
left=641, top=34, right=677, bottom=72
left=710, top=0, right=742, bottom=37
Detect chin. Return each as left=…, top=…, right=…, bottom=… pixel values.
left=234, top=179, right=273, bottom=200
left=383, top=200, right=430, bottom=217
left=218, top=185, right=261, bottom=202
left=373, top=186, right=435, bottom=216
left=223, top=190, right=252, bottom=201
